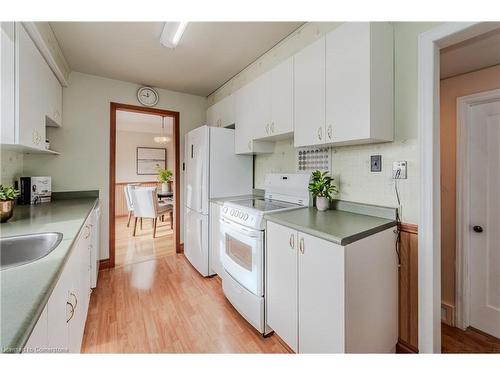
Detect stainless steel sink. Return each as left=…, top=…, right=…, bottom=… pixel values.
left=0, top=232, right=63, bottom=270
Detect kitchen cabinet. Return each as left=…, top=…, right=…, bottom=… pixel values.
left=234, top=84, right=274, bottom=155
left=266, top=221, right=398, bottom=353
left=325, top=22, right=393, bottom=145
left=293, top=37, right=326, bottom=147
left=24, top=205, right=97, bottom=353
left=266, top=221, right=298, bottom=352
left=0, top=22, right=62, bottom=152
left=206, top=94, right=235, bottom=128
left=209, top=202, right=223, bottom=276
left=254, top=57, right=294, bottom=140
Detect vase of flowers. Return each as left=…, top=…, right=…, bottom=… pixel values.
left=0, top=185, right=20, bottom=222
left=308, top=170, right=338, bottom=211
left=156, top=167, right=173, bottom=193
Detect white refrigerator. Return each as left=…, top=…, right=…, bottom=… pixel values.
left=184, top=125, right=253, bottom=276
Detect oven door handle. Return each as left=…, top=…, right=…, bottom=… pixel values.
left=220, top=217, right=262, bottom=238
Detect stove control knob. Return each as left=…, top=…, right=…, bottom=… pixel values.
left=244, top=213, right=249, bottom=220
left=223, top=207, right=228, bottom=213
left=239, top=212, right=244, bottom=218
left=230, top=209, right=234, bottom=216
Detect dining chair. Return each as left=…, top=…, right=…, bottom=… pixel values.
left=131, top=187, right=173, bottom=238
left=124, top=183, right=140, bottom=227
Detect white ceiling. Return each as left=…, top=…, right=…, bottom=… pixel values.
left=116, top=110, right=173, bottom=134
left=50, top=22, right=303, bottom=96
left=440, top=27, right=500, bottom=79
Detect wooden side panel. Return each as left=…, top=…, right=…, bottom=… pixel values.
left=114, top=181, right=159, bottom=217
left=398, top=223, right=419, bottom=353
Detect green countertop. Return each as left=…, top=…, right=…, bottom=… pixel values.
left=0, top=197, right=98, bottom=353
left=265, top=206, right=396, bottom=246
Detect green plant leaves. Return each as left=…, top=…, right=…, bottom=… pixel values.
left=156, top=166, right=173, bottom=183
left=307, top=170, right=338, bottom=200
left=0, top=185, right=20, bottom=201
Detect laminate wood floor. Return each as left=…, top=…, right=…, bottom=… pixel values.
left=115, top=215, right=175, bottom=267
left=81, top=254, right=290, bottom=353
left=442, top=323, right=500, bottom=353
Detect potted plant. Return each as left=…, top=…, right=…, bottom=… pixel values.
left=156, top=167, right=173, bottom=193
left=0, top=185, right=20, bottom=222
left=308, top=170, right=338, bottom=211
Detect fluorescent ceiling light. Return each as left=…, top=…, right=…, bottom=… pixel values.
left=160, top=22, right=188, bottom=48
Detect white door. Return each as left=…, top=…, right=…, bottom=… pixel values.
left=266, top=222, right=298, bottom=352
left=270, top=57, right=294, bottom=136
left=469, top=100, right=500, bottom=338
left=184, top=207, right=210, bottom=276
left=185, top=126, right=209, bottom=214
left=298, top=231, right=345, bottom=353
left=293, top=36, right=326, bottom=147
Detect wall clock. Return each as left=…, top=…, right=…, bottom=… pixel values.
left=137, top=86, right=159, bottom=107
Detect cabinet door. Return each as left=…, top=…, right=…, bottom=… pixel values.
left=270, top=57, right=293, bottom=136
left=298, top=231, right=345, bottom=353
left=45, top=66, right=62, bottom=127
left=206, top=104, right=215, bottom=127
left=266, top=222, right=298, bottom=352
left=16, top=23, right=46, bottom=149
left=253, top=72, right=272, bottom=139
left=219, top=94, right=236, bottom=127
left=23, top=305, right=48, bottom=353
left=235, top=85, right=254, bottom=154
left=326, top=22, right=370, bottom=144
left=1, top=22, right=16, bottom=144
left=293, top=37, right=325, bottom=147
left=209, top=202, right=222, bottom=275
left=47, top=255, right=72, bottom=352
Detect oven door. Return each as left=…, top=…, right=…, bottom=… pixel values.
left=220, top=217, right=264, bottom=296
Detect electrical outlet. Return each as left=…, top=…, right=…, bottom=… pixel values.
left=392, top=161, right=407, bottom=179
left=370, top=155, right=382, bottom=172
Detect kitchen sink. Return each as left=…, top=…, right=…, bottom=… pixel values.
left=0, top=232, right=63, bottom=270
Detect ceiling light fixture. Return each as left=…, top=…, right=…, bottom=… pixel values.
left=160, top=22, right=188, bottom=48
left=154, top=117, right=171, bottom=144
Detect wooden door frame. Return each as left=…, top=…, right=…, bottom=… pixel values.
left=455, top=89, right=500, bottom=330
left=108, top=102, right=181, bottom=268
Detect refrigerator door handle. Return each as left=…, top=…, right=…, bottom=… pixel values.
left=191, top=144, right=194, bottom=158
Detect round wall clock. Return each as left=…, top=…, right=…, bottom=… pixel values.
left=137, top=86, right=159, bottom=107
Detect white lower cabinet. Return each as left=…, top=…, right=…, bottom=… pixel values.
left=209, top=202, right=223, bottom=276
left=266, top=221, right=398, bottom=353
left=24, top=206, right=96, bottom=353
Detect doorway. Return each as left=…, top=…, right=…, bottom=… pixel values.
left=109, top=102, right=181, bottom=268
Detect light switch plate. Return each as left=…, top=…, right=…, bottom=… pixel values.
left=370, top=155, right=382, bottom=172
left=392, top=161, right=407, bottom=179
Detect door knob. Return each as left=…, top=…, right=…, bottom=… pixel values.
left=473, top=225, right=483, bottom=233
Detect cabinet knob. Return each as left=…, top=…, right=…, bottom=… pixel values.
left=299, top=238, right=304, bottom=254
left=289, top=233, right=295, bottom=249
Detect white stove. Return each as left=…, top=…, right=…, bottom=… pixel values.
left=220, top=173, right=310, bottom=335
left=221, top=173, right=310, bottom=230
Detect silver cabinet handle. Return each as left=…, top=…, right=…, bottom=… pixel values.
left=271, top=122, right=275, bottom=133
left=66, top=301, right=75, bottom=323
left=327, top=124, right=333, bottom=140
left=299, top=238, right=304, bottom=254
left=289, top=233, right=295, bottom=249
left=70, top=292, right=78, bottom=311
left=266, top=124, right=270, bottom=134
left=317, top=127, right=322, bottom=141
left=84, top=225, right=91, bottom=239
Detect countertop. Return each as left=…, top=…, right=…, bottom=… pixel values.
left=0, top=197, right=98, bottom=353
left=265, top=203, right=397, bottom=246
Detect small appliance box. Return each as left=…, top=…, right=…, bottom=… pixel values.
left=19, top=176, right=52, bottom=205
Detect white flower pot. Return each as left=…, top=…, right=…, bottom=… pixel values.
left=161, top=183, right=169, bottom=193
left=315, top=197, right=329, bottom=211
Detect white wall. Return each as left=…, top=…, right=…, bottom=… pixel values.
left=24, top=71, right=207, bottom=259
left=208, top=22, right=441, bottom=225
left=0, top=149, right=23, bottom=186
left=116, top=130, right=175, bottom=183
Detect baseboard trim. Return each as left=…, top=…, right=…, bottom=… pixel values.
left=441, top=302, right=455, bottom=326
left=396, top=340, right=419, bottom=354
left=99, top=259, right=111, bottom=270
left=177, top=242, right=184, bottom=253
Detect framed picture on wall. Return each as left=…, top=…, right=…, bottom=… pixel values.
left=136, top=147, right=167, bottom=175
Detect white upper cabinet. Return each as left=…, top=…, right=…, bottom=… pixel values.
left=293, top=37, right=326, bottom=147
left=254, top=57, right=294, bottom=140
left=325, top=22, right=393, bottom=145
left=207, top=93, right=235, bottom=128
left=0, top=22, right=63, bottom=152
